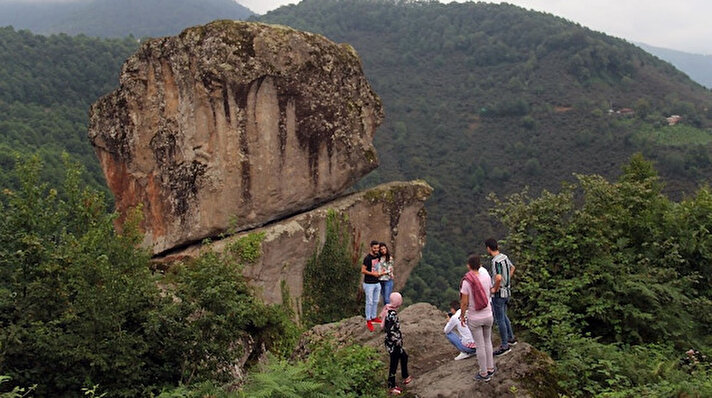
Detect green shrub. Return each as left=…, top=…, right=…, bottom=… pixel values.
left=305, top=341, right=385, bottom=397
left=302, top=210, right=361, bottom=327
left=0, top=375, right=36, bottom=398
left=0, top=157, right=300, bottom=396
left=0, top=156, right=157, bottom=396
left=240, top=342, right=385, bottom=398
left=556, top=340, right=712, bottom=397
left=490, top=154, right=712, bottom=395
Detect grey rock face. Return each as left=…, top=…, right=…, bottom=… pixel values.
left=89, top=20, right=383, bottom=254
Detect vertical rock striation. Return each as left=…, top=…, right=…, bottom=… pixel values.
left=89, top=21, right=383, bottom=254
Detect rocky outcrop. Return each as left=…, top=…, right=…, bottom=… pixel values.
left=295, top=303, right=562, bottom=398
left=89, top=20, right=383, bottom=254
left=156, top=180, right=433, bottom=308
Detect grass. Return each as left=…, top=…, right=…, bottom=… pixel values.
left=634, top=124, right=712, bottom=146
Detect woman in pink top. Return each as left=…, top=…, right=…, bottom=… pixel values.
left=459, top=254, right=495, bottom=381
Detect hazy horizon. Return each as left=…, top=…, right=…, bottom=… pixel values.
left=1, top=0, right=711, bottom=55
left=239, top=0, right=712, bottom=56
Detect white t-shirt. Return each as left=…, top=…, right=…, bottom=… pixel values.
left=443, top=308, right=475, bottom=345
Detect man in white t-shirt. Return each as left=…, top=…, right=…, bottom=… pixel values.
left=443, top=300, right=477, bottom=360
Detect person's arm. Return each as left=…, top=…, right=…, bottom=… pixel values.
left=444, top=311, right=458, bottom=334
left=361, top=264, right=381, bottom=277
left=385, top=312, right=397, bottom=337
left=491, top=274, right=502, bottom=294
left=459, top=294, right=468, bottom=326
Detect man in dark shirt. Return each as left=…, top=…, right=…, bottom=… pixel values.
left=362, top=240, right=384, bottom=331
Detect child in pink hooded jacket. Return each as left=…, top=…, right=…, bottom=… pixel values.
left=379, top=292, right=413, bottom=394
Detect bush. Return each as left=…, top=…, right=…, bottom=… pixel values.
left=557, top=340, right=712, bottom=396
left=490, top=154, right=712, bottom=395
left=0, top=375, right=36, bottom=398
left=0, top=156, right=157, bottom=396
left=302, top=210, right=361, bottom=327
left=0, top=157, right=300, bottom=396
left=240, top=342, right=385, bottom=398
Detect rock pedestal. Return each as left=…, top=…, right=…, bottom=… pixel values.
left=156, top=180, right=433, bottom=307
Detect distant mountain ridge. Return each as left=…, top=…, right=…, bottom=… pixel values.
left=0, top=0, right=254, bottom=37
left=638, top=42, right=712, bottom=88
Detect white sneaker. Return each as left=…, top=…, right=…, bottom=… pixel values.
left=454, top=352, right=474, bottom=360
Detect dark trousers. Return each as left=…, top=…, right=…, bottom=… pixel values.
left=388, top=346, right=409, bottom=388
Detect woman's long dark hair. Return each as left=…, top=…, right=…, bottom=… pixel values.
left=379, top=242, right=391, bottom=262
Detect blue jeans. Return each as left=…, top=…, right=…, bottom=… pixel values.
left=363, top=282, right=381, bottom=320
left=380, top=279, right=394, bottom=304
left=492, top=296, right=514, bottom=348
left=446, top=331, right=476, bottom=354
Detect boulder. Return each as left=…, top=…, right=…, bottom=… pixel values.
left=295, top=303, right=563, bottom=398
left=89, top=20, right=383, bottom=254
left=156, top=180, right=433, bottom=308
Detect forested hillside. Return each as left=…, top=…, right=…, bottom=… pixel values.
left=0, top=27, right=138, bottom=192
left=2, top=0, right=712, bottom=309
left=0, top=0, right=253, bottom=38
left=259, top=0, right=712, bottom=306
left=2, top=2, right=712, bottom=396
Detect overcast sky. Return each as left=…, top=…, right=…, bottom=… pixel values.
left=238, top=0, right=712, bottom=55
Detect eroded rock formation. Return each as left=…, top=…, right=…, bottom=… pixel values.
left=157, top=180, right=433, bottom=307
left=89, top=21, right=383, bottom=254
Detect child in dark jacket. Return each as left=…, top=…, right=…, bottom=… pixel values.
left=379, top=292, right=413, bottom=395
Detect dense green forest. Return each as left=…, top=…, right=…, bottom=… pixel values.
left=258, top=0, right=712, bottom=307
left=0, top=0, right=253, bottom=38
left=0, top=27, right=138, bottom=194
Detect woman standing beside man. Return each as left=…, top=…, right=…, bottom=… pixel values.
left=378, top=242, right=395, bottom=305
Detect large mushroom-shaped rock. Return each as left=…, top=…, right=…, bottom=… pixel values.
left=156, top=180, right=433, bottom=307
left=89, top=21, right=383, bottom=254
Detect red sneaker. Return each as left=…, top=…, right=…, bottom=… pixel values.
left=366, top=320, right=374, bottom=332
left=372, top=317, right=382, bottom=323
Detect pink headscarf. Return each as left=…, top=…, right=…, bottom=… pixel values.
left=379, top=292, right=403, bottom=328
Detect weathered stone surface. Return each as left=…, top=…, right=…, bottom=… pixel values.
left=89, top=20, right=383, bottom=254
left=156, top=180, right=432, bottom=308
left=295, top=303, right=563, bottom=398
